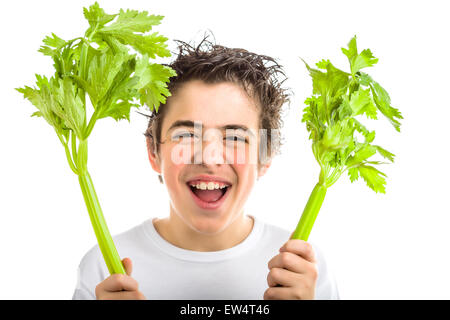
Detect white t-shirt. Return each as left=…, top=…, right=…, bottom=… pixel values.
left=72, top=215, right=339, bottom=300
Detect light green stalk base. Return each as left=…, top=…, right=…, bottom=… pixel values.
left=78, top=171, right=126, bottom=274
left=291, top=183, right=327, bottom=241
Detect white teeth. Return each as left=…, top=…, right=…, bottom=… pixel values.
left=207, top=182, right=216, bottom=190
left=190, top=182, right=229, bottom=190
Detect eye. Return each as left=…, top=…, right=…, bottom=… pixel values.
left=177, top=133, right=193, bottom=138
left=225, top=135, right=247, bottom=143
left=173, top=132, right=198, bottom=140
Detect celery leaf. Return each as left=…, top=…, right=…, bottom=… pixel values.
left=358, top=165, right=387, bottom=193
left=342, top=35, right=379, bottom=75
left=134, top=56, right=177, bottom=112
left=83, top=2, right=117, bottom=29
left=369, top=81, right=403, bottom=132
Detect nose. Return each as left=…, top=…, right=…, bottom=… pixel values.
left=194, top=129, right=225, bottom=165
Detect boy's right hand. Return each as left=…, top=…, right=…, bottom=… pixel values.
left=95, top=258, right=146, bottom=300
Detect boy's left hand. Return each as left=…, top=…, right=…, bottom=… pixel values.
left=264, top=239, right=318, bottom=300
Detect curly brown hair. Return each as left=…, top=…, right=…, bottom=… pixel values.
left=140, top=33, right=291, bottom=167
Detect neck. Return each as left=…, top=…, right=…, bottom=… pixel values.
left=153, top=212, right=254, bottom=252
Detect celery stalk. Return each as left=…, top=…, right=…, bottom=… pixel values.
left=291, top=183, right=327, bottom=241
left=78, top=171, right=125, bottom=274
left=75, top=139, right=125, bottom=274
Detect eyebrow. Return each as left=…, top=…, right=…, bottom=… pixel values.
left=167, top=120, right=255, bottom=137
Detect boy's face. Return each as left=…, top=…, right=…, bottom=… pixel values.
left=147, top=80, right=271, bottom=235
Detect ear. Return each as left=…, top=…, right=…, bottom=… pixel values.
left=257, top=158, right=272, bottom=180
left=146, top=136, right=162, bottom=174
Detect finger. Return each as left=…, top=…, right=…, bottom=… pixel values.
left=263, top=287, right=296, bottom=300
left=279, top=240, right=316, bottom=263
left=122, top=258, right=133, bottom=276
left=268, top=251, right=313, bottom=274
left=267, top=267, right=302, bottom=287
left=102, top=274, right=139, bottom=292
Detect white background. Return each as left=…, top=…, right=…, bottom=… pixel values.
left=1, top=0, right=449, bottom=299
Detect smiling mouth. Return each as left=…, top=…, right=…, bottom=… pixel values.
left=187, top=184, right=230, bottom=203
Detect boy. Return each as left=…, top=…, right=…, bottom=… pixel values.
left=72, top=37, right=339, bottom=300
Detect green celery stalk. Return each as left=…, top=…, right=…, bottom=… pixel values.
left=16, top=2, right=176, bottom=274
left=291, top=183, right=327, bottom=240
left=79, top=170, right=124, bottom=274
left=291, top=36, right=403, bottom=241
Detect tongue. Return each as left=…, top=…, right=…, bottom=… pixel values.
left=192, top=188, right=224, bottom=202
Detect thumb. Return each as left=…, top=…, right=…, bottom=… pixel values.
left=122, top=257, right=133, bottom=276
